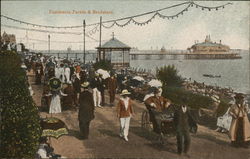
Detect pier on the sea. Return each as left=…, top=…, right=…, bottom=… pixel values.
left=34, top=50, right=242, bottom=61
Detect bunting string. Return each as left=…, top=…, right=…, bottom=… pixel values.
left=1, top=24, right=99, bottom=37
left=2, top=24, right=82, bottom=35
left=17, top=37, right=107, bottom=43
left=1, top=1, right=232, bottom=29
left=101, top=1, right=232, bottom=28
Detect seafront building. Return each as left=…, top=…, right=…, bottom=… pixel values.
left=188, top=35, right=229, bottom=54
left=185, top=35, right=241, bottom=59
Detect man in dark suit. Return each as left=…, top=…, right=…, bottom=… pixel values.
left=78, top=82, right=95, bottom=139
left=173, top=97, right=197, bottom=157
left=72, top=73, right=81, bottom=107
left=35, top=62, right=43, bottom=85
left=107, top=73, right=117, bottom=106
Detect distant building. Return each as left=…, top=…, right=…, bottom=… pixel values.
left=96, top=35, right=131, bottom=68
left=189, top=35, right=230, bottom=54
left=1, top=31, right=16, bottom=44
left=160, top=46, right=166, bottom=53
left=1, top=31, right=17, bottom=51
left=67, top=47, right=72, bottom=53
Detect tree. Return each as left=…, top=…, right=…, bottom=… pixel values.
left=0, top=50, right=41, bottom=158
left=93, top=59, right=113, bottom=71
left=156, top=65, right=184, bottom=87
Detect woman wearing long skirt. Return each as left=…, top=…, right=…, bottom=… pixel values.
left=229, top=93, right=250, bottom=148
left=48, top=90, right=67, bottom=114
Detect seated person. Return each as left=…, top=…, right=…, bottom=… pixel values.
left=36, top=137, right=61, bottom=159
left=144, top=88, right=171, bottom=133
left=215, top=103, right=233, bottom=133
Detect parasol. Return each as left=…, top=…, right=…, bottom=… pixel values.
left=96, top=69, right=110, bottom=79
left=40, top=117, right=68, bottom=139
left=49, top=77, right=62, bottom=91
left=148, top=79, right=163, bottom=87
left=132, top=76, right=144, bottom=81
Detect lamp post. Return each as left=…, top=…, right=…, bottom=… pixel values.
left=98, top=16, right=102, bottom=61
left=83, top=20, right=86, bottom=64
left=48, top=34, right=50, bottom=54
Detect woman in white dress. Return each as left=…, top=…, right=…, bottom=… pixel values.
left=54, top=66, right=60, bottom=79
left=64, top=65, right=71, bottom=83
left=47, top=90, right=67, bottom=114
left=58, top=64, right=65, bottom=83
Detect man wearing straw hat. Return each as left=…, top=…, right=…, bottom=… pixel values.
left=78, top=81, right=95, bottom=139
left=229, top=93, right=250, bottom=148
left=117, top=89, right=134, bottom=141
left=72, top=73, right=81, bottom=107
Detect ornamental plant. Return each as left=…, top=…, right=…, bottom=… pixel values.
left=0, top=50, right=41, bottom=158
left=156, top=65, right=184, bottom=87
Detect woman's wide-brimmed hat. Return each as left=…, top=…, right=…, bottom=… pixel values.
left=49, top=77, right=62, bottom=91
left=81, top=81, right=90, bottom=88
left=120, top=89, right=131, bottom=96
left=234, top=93, right=244, bottom=100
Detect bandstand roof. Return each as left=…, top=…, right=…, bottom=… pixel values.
left=97, top=37, right=131, bottom=50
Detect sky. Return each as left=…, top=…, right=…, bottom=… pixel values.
left=1, top=1, right=249, bottom=51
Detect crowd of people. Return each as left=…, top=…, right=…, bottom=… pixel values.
left=184, top=79, right=235, bottom=100
left=21, top=53, right=250, bottom=158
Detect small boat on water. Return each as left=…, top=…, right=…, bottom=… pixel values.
left=203, top=74, right=221, bottom=78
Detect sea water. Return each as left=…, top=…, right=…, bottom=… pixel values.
left=130, top=51, right=250, bottom=94
left=45, top=50, right=249, bottom=94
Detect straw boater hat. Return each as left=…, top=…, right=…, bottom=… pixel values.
left=120, top=89, right=131, bottom=96
left=81, top=81, right=90, bottom=88
left=21, top=63, right=27, bottom=69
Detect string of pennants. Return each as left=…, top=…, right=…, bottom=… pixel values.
left=1, top=24, right=100, bottom=38
left=1, top=1, right=232, bottom=30
left=17, top=37, right=108, bottom=44
left=101, top=1, right=232, bottom=28
left=1, top=0, right=232, bottom=45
